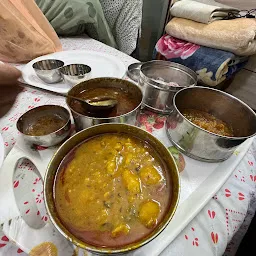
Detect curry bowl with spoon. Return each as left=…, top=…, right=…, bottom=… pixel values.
left=66, top=77, right=143, bottom=130
left=19, top=81, right=118, bottom=114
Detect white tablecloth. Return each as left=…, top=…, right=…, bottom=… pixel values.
left=0, top=36, right=255, bottom=256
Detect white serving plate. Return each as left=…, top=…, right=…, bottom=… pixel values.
left=22, top=50, right=127, bottom=93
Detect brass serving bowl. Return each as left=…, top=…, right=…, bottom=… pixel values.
left=44, top=124, right=180, bottom=254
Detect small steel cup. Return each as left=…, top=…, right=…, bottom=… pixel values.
left=127, top=62, right=143, bottom=83
left=59, top=64, right=92, bottom=86
left=17, top=105, right=71, bottom=147
left=32, top=59, right=64, bottom=83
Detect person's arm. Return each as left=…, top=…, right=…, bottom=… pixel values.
left=0, top=63, right=22, bottom=117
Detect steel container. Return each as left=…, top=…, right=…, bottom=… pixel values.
left=32, top=59, right=64, bottom=83
left=66, top=78, right=143, bottom=131
left=59, top=64, right=92, bottom=86
left=139, top=61, right=197, bottom=114
left=166, top=87, right=256, bottom=162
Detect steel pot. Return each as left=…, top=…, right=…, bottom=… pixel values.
left=166, top=87, right=256, bottom=162
left=44, top=123, right=180, bottom=254
left=138, top=61, right=197, bottom=114
left=66, top=78, right=143, bottom=131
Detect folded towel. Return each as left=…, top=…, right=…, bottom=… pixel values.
left=154, top=35, right=248, bottom=86
left=170, top=0, right=239, bottom=24
left=165, top=18, right=256, bottom=56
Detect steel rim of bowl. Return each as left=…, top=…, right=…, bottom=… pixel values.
left=140, top=60, right=197, bottom=91
left=44, top=123, right=180, bottom=254
left=16, top=105, right=71, bottom=138
left=66, top=77, right=144, bottom=120
left=59, top=64, right=92, bottom=76
left=32, top=59, right=64, bottom=71
left=172, top=86, right=256, bottom=140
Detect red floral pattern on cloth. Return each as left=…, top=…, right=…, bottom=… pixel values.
left=155, top=34, right=200, bottom=60
left=0, top=235, right=26, bottom=255
left=161, top=143, right=256, bottom=256
left=0, top=37, right=255, bottom=256
left=138, top=110, right=166, bottom=133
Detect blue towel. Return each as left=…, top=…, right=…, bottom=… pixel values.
left=154, top=35, right=248, bottom=86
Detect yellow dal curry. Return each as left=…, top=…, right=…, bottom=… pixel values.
left=55, top=134, right=171, bottom=247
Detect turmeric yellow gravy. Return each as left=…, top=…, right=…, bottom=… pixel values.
left=55, top=134, right=171, bottom=248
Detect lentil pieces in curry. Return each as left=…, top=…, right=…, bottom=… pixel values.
left=55, top=133, right=171, bottom=247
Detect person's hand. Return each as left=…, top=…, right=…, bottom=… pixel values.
left=0, top=63, right=22, bottom=117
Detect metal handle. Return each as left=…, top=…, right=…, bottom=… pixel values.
left=18, top=81, right=118, bottom=111
left=18, top=81, right=86, bottom=104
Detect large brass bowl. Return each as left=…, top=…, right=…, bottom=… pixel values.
left=44, top=124, right=180, bottom=254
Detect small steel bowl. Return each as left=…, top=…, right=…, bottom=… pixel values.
left=32, top=59, right=64, bottom=83
left=59, top=64, right=92, bottom=86
left=139, top=61, right=197, bottom=114
left=17, top=105, right=71, bottom=147
left=66, top=77, right=143, bottom=131
left=127, top=62, right=143, bottom=83
left=166, top=87, right=256, bottom=162
left=44, top=123, right=180, bottom=254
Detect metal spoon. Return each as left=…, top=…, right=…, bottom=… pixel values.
left=18, top=81, right=118, bottom=113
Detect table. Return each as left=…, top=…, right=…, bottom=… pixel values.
left=0, top=36, right=255, bottom=256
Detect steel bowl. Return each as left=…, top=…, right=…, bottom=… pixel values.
left=32, top=59, right=64, bottom=83
left=127, top=62, right=143, bottom=83
left=59, top=64, right=92, bottom=86
left=44, top=123, right=180, bottom=254
left=139, top=61, right=197, bottom=114
left=66, top=77, right=143, bottom=130
left=166, top=87, right=256, bottom=162
left=17, top=105, right=71, bottom=147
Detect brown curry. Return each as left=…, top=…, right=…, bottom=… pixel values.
left=55, top=134, right=171, bottom=248
left=70, top=87, right=139, bottom=118
left=182, top=109, right=234, bottom=137
left=25, top=115, right=66, bottom=136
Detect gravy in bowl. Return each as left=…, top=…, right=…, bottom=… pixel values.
left=54, top=133, right=172, bottom=248
left=182, top=109, right=234, bottom=137
left=70, top=87, right=139, bottom=118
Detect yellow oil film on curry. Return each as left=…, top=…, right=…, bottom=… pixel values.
left=55, top=133, right=172, bottom=248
